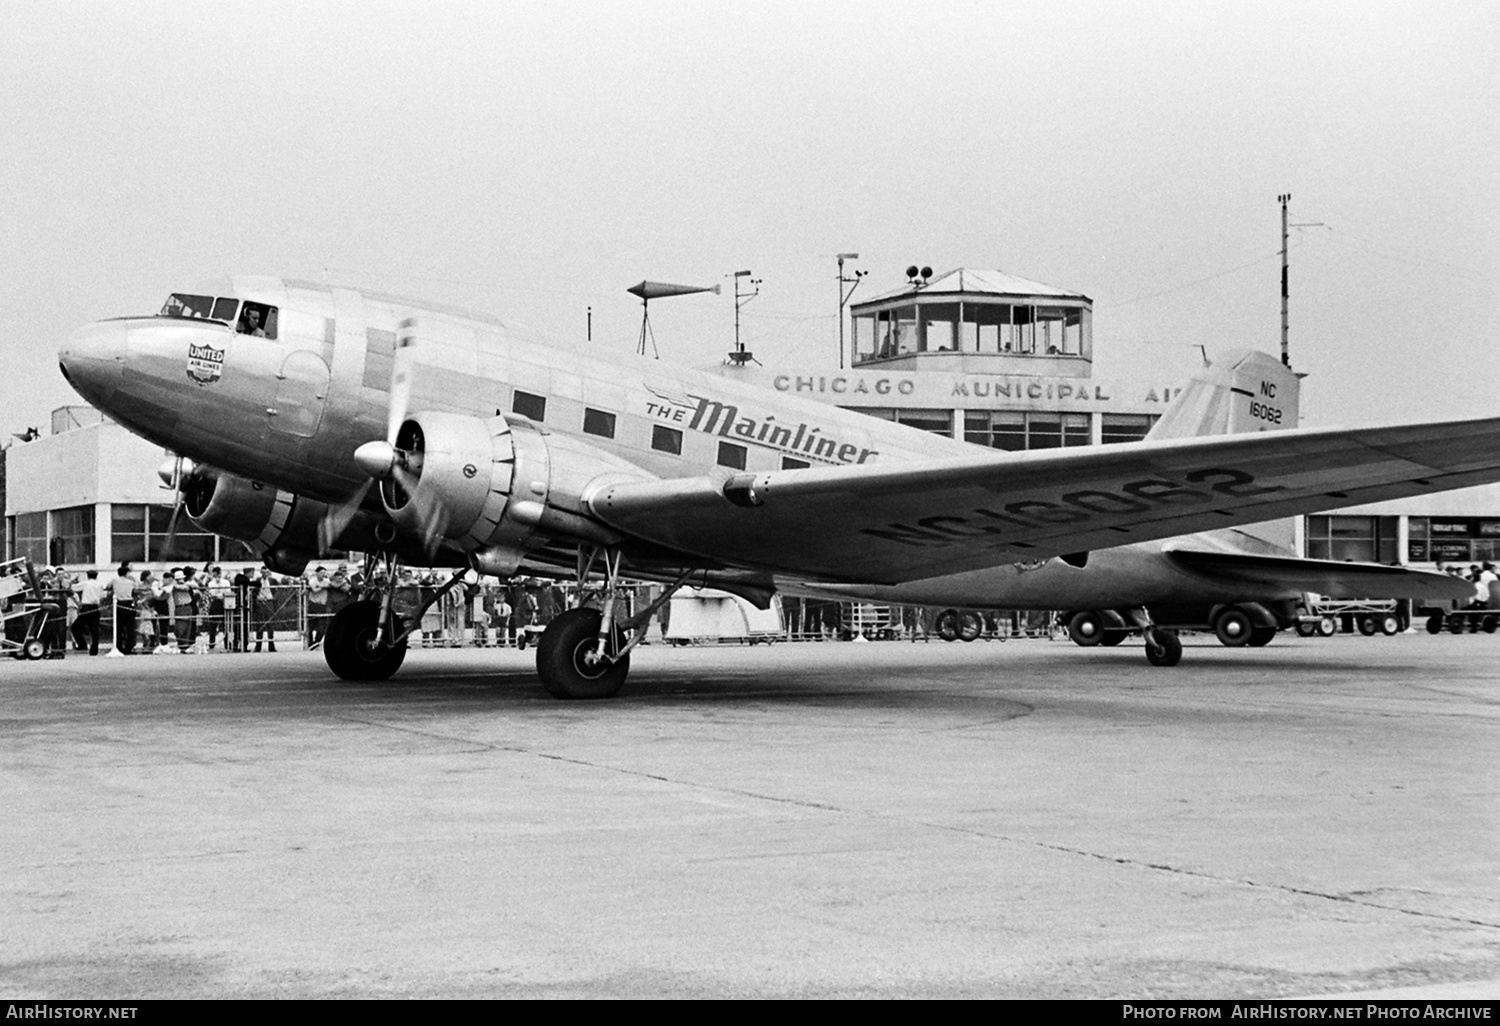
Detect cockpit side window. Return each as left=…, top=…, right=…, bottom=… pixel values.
left=211, top=297, right=240, bottom=322
left=236, top=301, right=278, bottom=339
left=161, top=293, right=215, bottom=319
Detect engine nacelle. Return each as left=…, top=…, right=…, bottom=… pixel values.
left=379, top=410, right=653, bottom=573
left=185, top=471, right=354, bottom=575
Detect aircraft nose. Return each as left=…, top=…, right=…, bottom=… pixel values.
left=58, top=319, right=126, bottom=404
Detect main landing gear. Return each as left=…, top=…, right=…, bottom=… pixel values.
left=535, top=547, right=690, bottom=700
left=323, top=547, right=687, bottom=699
left=323, top=552, right=468, bottom=682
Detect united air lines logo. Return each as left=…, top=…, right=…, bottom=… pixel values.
left=186, top=342, right=225, bottom=385
left=644, top=384, right=878, bottom=465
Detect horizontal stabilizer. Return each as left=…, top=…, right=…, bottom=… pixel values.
left=1164, top=549, right=1474, bottom=601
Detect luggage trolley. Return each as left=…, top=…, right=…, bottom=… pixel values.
left=0, top=558, right=64, bottom=660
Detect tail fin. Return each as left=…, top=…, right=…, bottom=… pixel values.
left=1146, top=348, right=1300, bottom=441
left=1148, top=349, right=1302, bottom=553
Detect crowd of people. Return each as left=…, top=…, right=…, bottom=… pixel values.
left=13, top=558, right=1500, bottom=658
left=1438, top=561, right=1500, bottom=610
left=15, top=563, right=618, bottom=656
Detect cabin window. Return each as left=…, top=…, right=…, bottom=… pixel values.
left=583, top=408, right=616, bottom=439
left=717, top=441, right=747, bottom=470
left=651, top=425, right=682, bottom=455
left=512, top=391, right=547, bottom=422
left=781, top=457, right=810, bottom=470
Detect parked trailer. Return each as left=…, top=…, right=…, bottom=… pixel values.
left=1295, top=598, right=1404, bottom=638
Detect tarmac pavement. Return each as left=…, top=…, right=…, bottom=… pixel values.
left=2, top=631, right=1498, bottom=998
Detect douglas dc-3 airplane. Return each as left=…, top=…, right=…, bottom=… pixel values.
left=58, top=277, right=1495, bottom=697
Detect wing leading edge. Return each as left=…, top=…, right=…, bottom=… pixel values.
left=587, top=416, right=1500, bottom=584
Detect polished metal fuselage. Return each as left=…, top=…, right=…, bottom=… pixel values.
left=58, top=276, right=1301, bottom=608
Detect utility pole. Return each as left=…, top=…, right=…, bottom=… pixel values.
left=1278, top=193, right=1325, bottom=370
left=836, top=253, right=864, bottom=369
left=1279, top=193, right=1291, bottom=368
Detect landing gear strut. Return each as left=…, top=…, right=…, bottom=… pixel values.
left=534, top=546, right=691, bottom=700
left=324, top=552, right=469, bottom=682
left=1127, top=607, right=1183, bottom=667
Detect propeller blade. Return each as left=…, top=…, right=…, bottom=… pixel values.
left=157, top=454, right=192, bottom=560
left=387, top=317, right=418, bottom=445
left=319, top=479, right=374, bottom=554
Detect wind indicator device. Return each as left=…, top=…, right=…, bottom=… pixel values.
left=727, top=269, right=762, bottom=366
left=626, top=280, right=720, bottom=359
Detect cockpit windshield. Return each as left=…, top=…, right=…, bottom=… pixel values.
left=160, top=293, right=277, bottom=339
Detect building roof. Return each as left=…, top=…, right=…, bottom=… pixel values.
left=858, top=267, right=1090, bottom=306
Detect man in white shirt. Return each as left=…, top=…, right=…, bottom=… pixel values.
left=72, top=570, right=107, bottom=656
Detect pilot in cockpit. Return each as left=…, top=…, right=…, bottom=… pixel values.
left=238, top=306, right=267, bottom=337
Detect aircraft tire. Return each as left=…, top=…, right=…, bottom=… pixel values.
left=1213, top=607, right=1254, bottom=647
left=536, top=607, right=630, bottom=700
left=1247, top=626, right=1276, bottom=647
left=1144, top=628, right=1182, bottom=667
left=934, top=609, right=960, bottom=642
left=1066, top=610, right=1105, bottom=647
left=957, top=611, right=983, bottom=642
left=324, top=600, right=407, bottom=681
left=1101, top=629, right=1128, bottom=646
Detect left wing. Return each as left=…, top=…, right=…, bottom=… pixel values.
left=1163, top=549, right=1474, bottom=601
left=589, top=416, right=1500, bottom=584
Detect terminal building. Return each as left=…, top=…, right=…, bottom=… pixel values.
left=7, top=267, right=1499, bottom=575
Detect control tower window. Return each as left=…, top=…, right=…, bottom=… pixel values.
left=920, top=304, right=959, bottom=352
left=1036, top=307, right=1084, bottom=355
left=236, top=301, right=278, bottom=339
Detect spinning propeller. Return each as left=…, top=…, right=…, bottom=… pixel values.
left=155, top=454, right=194, bottom=559
left=343, top=318, right=446, bottom=556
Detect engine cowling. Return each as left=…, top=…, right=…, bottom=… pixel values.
left=185, top=471, right=370, bottom=575
left=376, top=410, right=653, bottom=574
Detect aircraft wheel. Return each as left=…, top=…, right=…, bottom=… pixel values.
left=957, top=611, right=983, bottom=642
left=324, top=600, right=407, bottom=681
left=1379, top=614, right=1401, bottom=636
left=1213, top=607, right=1253, bottom=647
left=1144, top=628, right=1182, bottom=667
left=1101, top=629, right=1128, bottom=646
left=1247, top=626, right=1276, bottom=647
left=1066, top=610, right=1105, bottom=647
left=1425, top=614, right=1445, bottom=634
left=536, top=608, right=630, bottom=700
left=934, top=609, right=960, bottom=642
left=22, top=638, right=46, bottom=660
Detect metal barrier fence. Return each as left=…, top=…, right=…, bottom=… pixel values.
left=7, top=579, right=1073, bottom=660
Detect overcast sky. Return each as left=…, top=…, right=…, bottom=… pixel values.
left=3, top=0, right=1496, bottom=438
